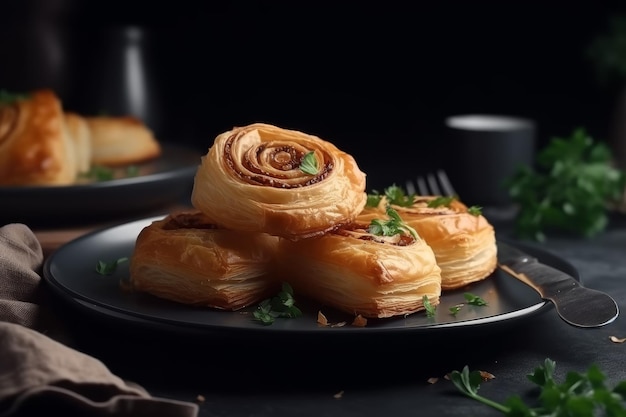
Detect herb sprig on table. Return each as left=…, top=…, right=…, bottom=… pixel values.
left=449, top=358, right=626, bottom=415
left=506, top=127, right=626, bottom=241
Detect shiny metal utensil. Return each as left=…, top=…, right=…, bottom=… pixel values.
left=497, top=241, right=619, bottom=328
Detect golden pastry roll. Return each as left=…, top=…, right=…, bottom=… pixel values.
left=191, top=123, right=367, bottom=240
left=276, top=218, right=442, bottom=319
left=86, top=115, right=161, bottom=166
left=359, top=191, right=497, bottom=290
left=129, top=210, right=280, bottom=310
left=0, top=89, right=77, bottom=186
left=64, top=112, right=92, bottom=175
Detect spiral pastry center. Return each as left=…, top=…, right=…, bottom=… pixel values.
left=224, top=134, right=333, bottom=188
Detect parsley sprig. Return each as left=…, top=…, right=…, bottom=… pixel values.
left=450, top=358, right=626, bottom=415
left=368, top=206, right=418, bottom=239
left=253, top=283, right=302, bottom=325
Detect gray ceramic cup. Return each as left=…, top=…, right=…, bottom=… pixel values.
left=443, top=114, right=536, bottom=208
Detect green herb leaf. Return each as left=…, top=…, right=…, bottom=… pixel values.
left=384, top=184, right=416, bottom=207
left=423, top=295, right=436, bottom=318
left=450, top=359, right=626, bottom=415
left=505, top=127, right=626, bottom=241
left=449, top=366, right=509, bottom=413
left=464, top=292, right=488, bottom=306
left=368, top=206, right=418, bottom=239
left=299, top=151, right=319, bottom=175
left=81, top=166, right=115, bottom=182
left=366, top=191, right=384, bottom=207
left=0, top=90, right=28, bottom=104
left=467, top=206, right=482, bottom=216
left=126, top=165, right=140, bottom=177
left=95, top=257, right=128, bottom=275
left=449, top=304, right=463, bottom=316
left=253, top=282, right=302, bottom=325
left=427, top=196, right=455, bottom=208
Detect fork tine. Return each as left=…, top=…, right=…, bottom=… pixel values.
left=426, top=173, right=442, bottom=195
left=436, top=169, right=456, bottom=197
left=416, top=176, right=429, bottom=195
left=405, top=180, right=416, bottom=195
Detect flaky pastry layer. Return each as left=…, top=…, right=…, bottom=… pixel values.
left=129, top=210, right=280, bottom=310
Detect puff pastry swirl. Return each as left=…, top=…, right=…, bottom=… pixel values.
left=276, top=219, right=442, bottom=318
left=358, top=194, right=497, bottom=290
left=129, top=210, right=280, bottom=310
left=191, top=123, right=367, bottom=240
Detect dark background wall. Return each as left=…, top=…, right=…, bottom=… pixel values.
left=2, top=0, right=625, bottom=191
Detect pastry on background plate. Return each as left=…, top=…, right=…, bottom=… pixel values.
left=359, top=186, right=497, bottom=290
left=191, top=123, right=367, bottom=240
left=64, top=111, right=92, bottom=175
left=276, top=208, right=442, bottom=319
left=0, top=89, right=78, bottom=186
left=129, top=210, right=280, bottom=310
left=86, top=115, right=161, bottom=166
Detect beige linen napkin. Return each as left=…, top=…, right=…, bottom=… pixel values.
left=0, top=223, right=198, bottom=417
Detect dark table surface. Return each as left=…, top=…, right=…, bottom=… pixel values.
left=51, top=211, right=626, bottom=417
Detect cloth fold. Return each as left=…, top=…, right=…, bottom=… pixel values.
left=0, top=223, right=198, bottom=417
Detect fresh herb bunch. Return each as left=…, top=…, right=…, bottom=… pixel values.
left=450, top=358, right=626, bottom=416
left=506, top=128, right=626, bottom=241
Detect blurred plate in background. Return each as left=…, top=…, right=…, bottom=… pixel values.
left=0, top=143, right=200, bottom=227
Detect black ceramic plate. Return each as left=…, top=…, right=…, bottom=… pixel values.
left=0, top=143, right=200, bottom=226
left=42, top=216, right=580, bottom=336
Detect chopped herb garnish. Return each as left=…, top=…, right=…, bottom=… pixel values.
left=366, top=192, right=383, bottom=207
left=95, top=257, right=128, bottom=275
left=464, top=292, right=488, bottom=306
left=427, top=196, right=455, bottom=208
left=126, top=165, right=140, bottom=177
left=368, top=206, right=418, bottom=239
left=81, top=166, right=115, bottom=182
left=384, top=184, right=416, bottom=207
left=253, top=283, right=302, bottom=325
left=423, top=295, right=436, bottom=318
left=467, top=206, right=483, bottom=216
left=299, top=151, right=319, bottom=175
left=449, top=304, right=464, bottom=316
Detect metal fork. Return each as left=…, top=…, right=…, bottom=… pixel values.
left=405, top=169, right=457, bottom=197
